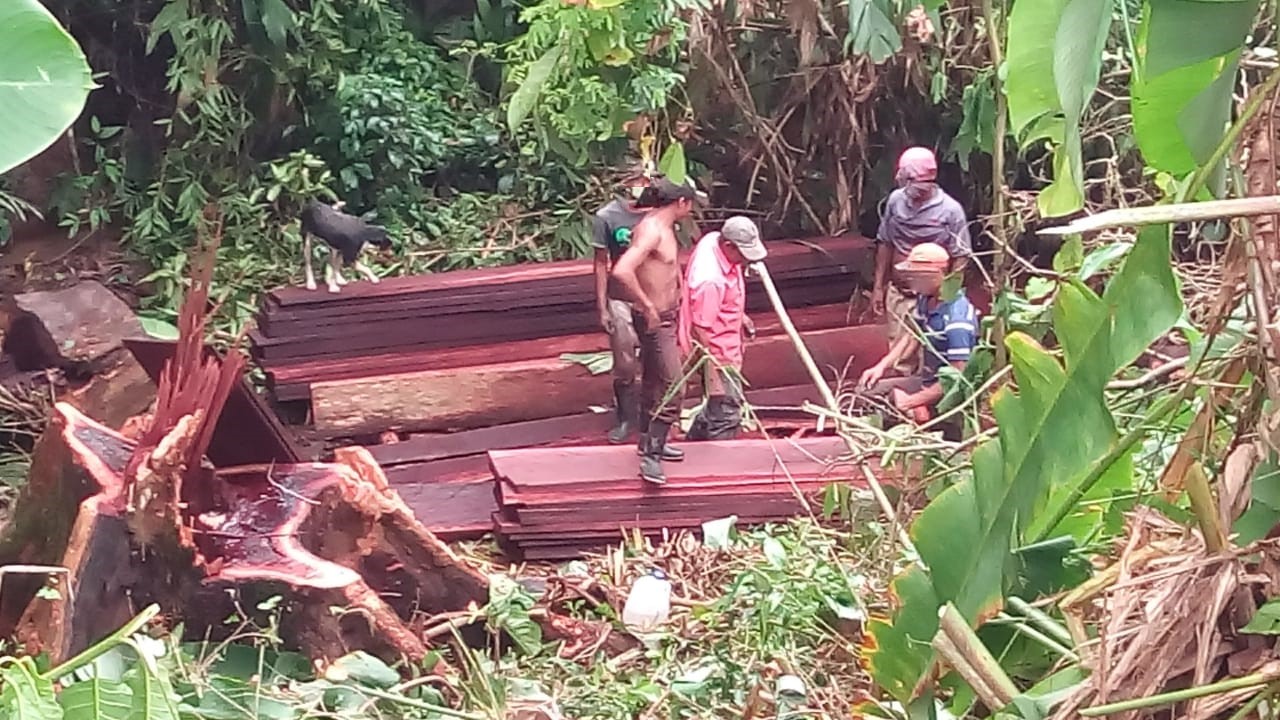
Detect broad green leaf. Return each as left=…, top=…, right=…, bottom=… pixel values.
left=868, top=226, right=1182, bottom=702
left=325, top=652, right=399, bottom=689
left=0, top=0, right=95, bottom=174
left=58, top=678, right=132, bottom=720
left=845, top=0, right=901, bottom=63
left=1006, top=0, right=1110, bottom=216
left=1242, top=599, right=1280, bottom=635
left=658, top=142, right=687, bottom=185
left=506, top=45, right=563, bottom=133
left=259, top=0, right=297, bottom=48
left=1233, top=452, right=1280, bottom=544
left=1078, top=241, right=1132, bottom=281
left=1131, top=0, right=1259, bottom=181
left=125, top=651, right=182, bottom=720
left=182, top=676, right=296, bottom=720
left=139, top=316, right=180, bottom=340
left=0, top=658, right=62, bottom=720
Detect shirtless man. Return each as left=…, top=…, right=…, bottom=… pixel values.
left=611, top=178, right=701, bottom=484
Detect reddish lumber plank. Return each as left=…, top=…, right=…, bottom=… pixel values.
left=251, top=272, right=856, bottom=364
left=499, top=476, right=852, bottom=509
left=369, top=411, right=614, bottom=467
left=266, top=235, right=872, bottom=308
left=389, top=478, right=495, bottom=540
left=491, top=433, right=849, bottom=487
left=266, top=302, right=858, bottom=401
left=309, top=325, right=885, bottom=437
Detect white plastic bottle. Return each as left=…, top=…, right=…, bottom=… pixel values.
left=621, top=568, right=672, bottom=639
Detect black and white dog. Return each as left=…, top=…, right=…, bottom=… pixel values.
left=301, top=199, right=393, bottom=293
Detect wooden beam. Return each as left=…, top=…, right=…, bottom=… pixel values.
left=310, top=325, right=886, bottom=437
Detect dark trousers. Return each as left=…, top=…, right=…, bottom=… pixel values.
left=687, top=366, right=744, bottom=441
left=634, top=309, right=684, bottom=426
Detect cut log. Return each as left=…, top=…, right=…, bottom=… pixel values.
left=267, top=301, right=859, bottom=402
left=311, top=324, right=886, bottom=437
left=1, top=281, right=143, bottom=376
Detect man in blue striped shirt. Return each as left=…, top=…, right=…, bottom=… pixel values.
left=858, top=242, right=978, bottom=423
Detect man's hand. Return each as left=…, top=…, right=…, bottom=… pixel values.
left=642, top=303, right=661, bottom=328
left=743, top=315, right=756, bottom=340
left=599, top=309, right=615, bottom=334
left=871, top=285, right=886, bottom=317
left=859, top=363, right=886, bottom=390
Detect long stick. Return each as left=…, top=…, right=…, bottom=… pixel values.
left=1037, top=195, right=1280, bottom=236
left=752, top=263, right=916, bottom=555
left=1079, top=669, right=1280, bottom=716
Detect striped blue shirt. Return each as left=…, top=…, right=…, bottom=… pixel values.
left=913, top=290, right=978, bottom=385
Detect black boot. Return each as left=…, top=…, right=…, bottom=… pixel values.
left=608, top=381, right=639, bottom=444
left=634, top=410, right=684, bottom=461
left=639, top=421, right=672, bottom=485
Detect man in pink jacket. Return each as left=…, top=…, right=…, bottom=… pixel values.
left=679, top=216, right=768, bottom=441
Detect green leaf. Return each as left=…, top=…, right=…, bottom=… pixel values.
left=845, top=0, right=901, bottom=63
left=868, top=225, right=1183, bottom=701
left=124, top=646, right=182, bottom=720
left=0, top=658, right=62, bottom=720
left=259, top=0, right=297, bottom=48
left=560, top=351, right=613, bottom=375
left=1242, top=599, right=1280, bottom=635
left=506, top=45, right=563, bottom=134
left=657, top=142, right=687, bottom=186
left=1005, top=0, right=1110, bottom=217
left=1078, top=241, right=1132, bottom=281
left=325, top=652, right=399, bottom=689
left=139, top=316, right=180, bottom=341
left=57, top=678, right=132, bottom=720
left=762, top=536, right=787, bottom=567
left=1131, top=0, right=1259, bottom=182
left=0, top=0, right=95, bottom=174
left=702, top=515, right=737, bottom=549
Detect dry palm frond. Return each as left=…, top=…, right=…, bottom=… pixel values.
left=1056, top=508, right=1280, bottom=720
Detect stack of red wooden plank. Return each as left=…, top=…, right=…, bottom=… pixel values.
left=251, top=235, right=876, bottom=406
left=490, top=436, right=871, bottom=560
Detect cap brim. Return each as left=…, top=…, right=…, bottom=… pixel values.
left=895, top=259, right=946, bottom=273
left=741, top=244, right=767, bottom=262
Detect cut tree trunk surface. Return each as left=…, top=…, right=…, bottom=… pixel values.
left=2, top=402, right=622, bottom=667
left=311, top=324, right=886, bottom=437
left=1, top=281, right=143, bottom=376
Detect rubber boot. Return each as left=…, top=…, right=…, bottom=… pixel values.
left=639, top=420, right=672, bottom=485
left=635, top=412, right=683, bottom=461
left=608, top=381, right=639, bottom=444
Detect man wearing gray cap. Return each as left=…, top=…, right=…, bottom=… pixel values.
left=679, top=216, right=768, bottom=443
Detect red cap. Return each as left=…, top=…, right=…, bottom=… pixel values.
left=896, top=146, right=938, bottom=182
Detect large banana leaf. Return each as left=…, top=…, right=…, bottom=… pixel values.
left=1004, top=0, right=1110, bottom=217
left=0, top=0, right=94, bottom=174
left=1131, top=0, right=1260, bottom=183
left=58, top=679, right=132, bottom=720
left=867, top=226, right=1183, bottom=701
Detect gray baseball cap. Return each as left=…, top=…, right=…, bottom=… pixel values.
left=722, top=216, right=767, bottom=262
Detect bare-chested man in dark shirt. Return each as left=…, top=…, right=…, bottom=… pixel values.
left=611, top=178, right=700, bottom=484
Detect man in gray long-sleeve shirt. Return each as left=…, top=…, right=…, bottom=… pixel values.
left=872, top=146, right=971, bottom=369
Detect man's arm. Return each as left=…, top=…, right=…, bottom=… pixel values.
left=859, top=332, right=920, bottom=388
left=947, top=210, right=973, bottom=276
left=873, top=243, right=892, bottom=312
left=897, top=359, right=964, bottom=410
left=611, top=230, right=660, bottom=322
left=593, top=248, right=613, bottom=332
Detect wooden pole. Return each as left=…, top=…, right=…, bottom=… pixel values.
left=752, top=262, right=917, bottom=555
